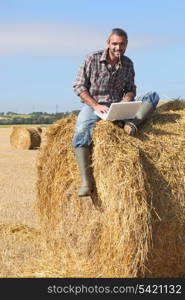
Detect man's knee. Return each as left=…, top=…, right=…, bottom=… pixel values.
left=141, top=91, right=160, bottom=109
left=72, top=129, right=92, bottom=148
left=75, top=123, right=88, bottom=134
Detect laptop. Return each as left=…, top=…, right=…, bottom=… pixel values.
left=95, top=101, right=142, bottom=121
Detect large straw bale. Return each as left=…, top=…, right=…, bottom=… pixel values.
left=10, top=127, right=41, bottom=150
left=36, top=100, right=185, bottom=277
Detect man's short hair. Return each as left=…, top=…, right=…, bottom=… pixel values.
left=108, top=28, right=128, bottom=41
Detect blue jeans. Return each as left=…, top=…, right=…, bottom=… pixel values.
left=72, top=91, right=159, bottom=148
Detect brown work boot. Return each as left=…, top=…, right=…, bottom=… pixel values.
left=124, top=102, right=154, bottom=136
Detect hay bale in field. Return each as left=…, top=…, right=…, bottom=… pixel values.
left=10, top=127, right=41, bottom=150
left=36, top=100, right=185, bottom=277
left=36, top=127, right=42, bottom=134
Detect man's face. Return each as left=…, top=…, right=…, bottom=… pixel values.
left=108, top=34, right=128, bottom=59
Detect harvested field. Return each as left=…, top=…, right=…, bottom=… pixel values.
left=0, top=128, right=39, bottom=227
left=0, top=128, right=62, bottom=277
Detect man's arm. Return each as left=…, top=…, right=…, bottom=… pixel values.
left=80, top=91, right=109, bottom=114
left=74, top=54, right=109, bottom=114
left=121, top=60, right=136, bottom=102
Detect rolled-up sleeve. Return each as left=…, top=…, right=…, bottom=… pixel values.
left=124, top=61, right=137, bottom=96
left=73, top=55, right=92, bottom=96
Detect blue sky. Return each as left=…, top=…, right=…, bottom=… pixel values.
left=0, top=0, right=185, bottom=113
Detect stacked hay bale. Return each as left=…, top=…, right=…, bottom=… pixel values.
left=10, top=127, right=42, bottom=150
left=36, top=127, right=42, bottom=134
left=36, top=100, right=185, bottom=277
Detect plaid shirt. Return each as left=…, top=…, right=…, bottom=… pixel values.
left=73, top=49, right=136, bottom=103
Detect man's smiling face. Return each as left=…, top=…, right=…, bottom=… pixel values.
left=107, top=34, right=128, bottom=60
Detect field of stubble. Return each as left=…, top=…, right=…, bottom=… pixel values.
left=0, top=128, right=64, bottom=277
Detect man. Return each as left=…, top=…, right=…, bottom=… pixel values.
left=72, top=28, right=159, bottom=197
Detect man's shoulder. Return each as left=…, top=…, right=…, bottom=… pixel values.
left=84, top=50, right=104, bottom=60
left=122, top=55, right=134, bottom=65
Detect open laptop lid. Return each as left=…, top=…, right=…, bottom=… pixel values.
left=95, top=101, right=142, bottom=121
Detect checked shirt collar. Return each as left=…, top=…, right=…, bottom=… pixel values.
left=100, top=48, right=123, bottom=72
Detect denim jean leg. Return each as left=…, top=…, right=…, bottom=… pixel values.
left=72, top=104, right=100, bottom=148
left=136, top=91, right=160, bottom=109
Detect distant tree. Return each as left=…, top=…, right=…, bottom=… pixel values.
left=6, top=111, right=17, bottom=115
left=32, top=112, right=44, bottom=115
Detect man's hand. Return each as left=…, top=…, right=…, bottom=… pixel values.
left=122, top=92, right=135, bottom=102
left=122, top=96, right=131, bottom=102
left=93, top=103, right=109, bottom=114
left=80, top=91, right=109, bottom=113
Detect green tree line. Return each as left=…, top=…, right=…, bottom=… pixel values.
left=0, top=110, right=80, bottom=125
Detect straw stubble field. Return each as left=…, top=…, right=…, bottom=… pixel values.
left=0, top=128, right=63, bottom=277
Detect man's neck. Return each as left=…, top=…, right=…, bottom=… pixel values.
left=107, top=51, right=119, bottom=66
left=108, top=56, right=118, bottom=66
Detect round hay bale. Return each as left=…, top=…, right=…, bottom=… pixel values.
left=36, top=127, right=42, bottom=134
left=36, top=100, right=185, bottom=277
left=10, top=127, right=41, bottom=150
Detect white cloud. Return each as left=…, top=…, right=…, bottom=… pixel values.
left=0, top=21, right=177, bottom=56
left=0, top=22, right=105, bottom=55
